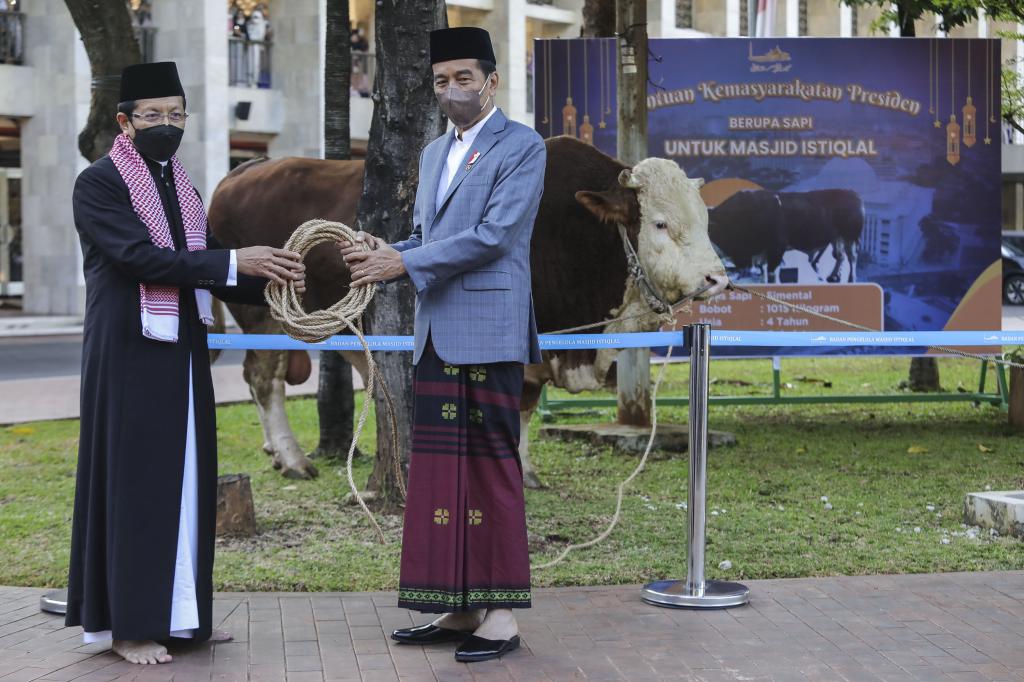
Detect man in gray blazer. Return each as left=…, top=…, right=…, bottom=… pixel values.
left=342, top=27, right=544, bottom=663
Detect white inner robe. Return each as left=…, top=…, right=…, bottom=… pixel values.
left=83, top=357, right=200, bottom=643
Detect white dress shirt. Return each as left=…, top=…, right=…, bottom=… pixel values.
left=435, top=105, right=498, bottom=210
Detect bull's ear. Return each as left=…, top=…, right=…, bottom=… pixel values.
left=575, top=190, right=632, bottom=225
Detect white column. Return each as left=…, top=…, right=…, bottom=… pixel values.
left=977, top=9, right=987, bottom=38
left=267, top=0, right=325, bottom=159
left=887, top=2, right=899, bottom=36
left=726, top=0, right=740, bottom=36
left=20, top=0, right=89, bottom=314
left=785, top=0, right=798, bottom=36
left=152, top=0, right=230, bottom=202
left=839, top=5, right=852, bottom=37
left=480, top=0, right=528, bottom=125
left=933, top=14, right=945, bottom=37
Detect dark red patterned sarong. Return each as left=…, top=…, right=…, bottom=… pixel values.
left=398, top=340, right=531, bottom=613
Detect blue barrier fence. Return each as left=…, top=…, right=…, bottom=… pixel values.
left=207, top=331, right=1024, bottom=351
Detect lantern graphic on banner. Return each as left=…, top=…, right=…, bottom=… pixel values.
left=946, top=114, right=960, bottom=165
left=962, top=96, right=977, bottom=147
left=580, top=114, right=594, bottom=145
left=563, top=97, right=578, bottom=137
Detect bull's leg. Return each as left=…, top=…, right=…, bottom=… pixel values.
left=246, top=359, right=274, bottom=456
left=846, top=240, right=859, bottom=282
left=243, top=349, right=319, bottom=479
left=809, top=246, right=827, bottom=275
left=519, top=372, right=546, bottom=489
left=826, top=240, right=844, bottom=283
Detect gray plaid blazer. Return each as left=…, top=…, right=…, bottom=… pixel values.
left=393, top=108, right=545, bottom=366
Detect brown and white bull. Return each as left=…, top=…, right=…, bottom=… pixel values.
left=207, top=136, right=727, bottom=486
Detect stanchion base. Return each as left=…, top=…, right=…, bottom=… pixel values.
left=641, top=579, right=750, bottom=609
left=40, top=589, right=68, bottom=615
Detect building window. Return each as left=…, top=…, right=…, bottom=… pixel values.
left=0, top=0, right=24, bottom=66
left=229, top=2, right=273, bottom=88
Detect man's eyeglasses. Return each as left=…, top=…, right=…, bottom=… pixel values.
left=132, top=112, right=189, bottom=125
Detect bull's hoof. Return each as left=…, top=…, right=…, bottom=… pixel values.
left=263, top=442, right=274, bottom=455
left=826, top=275, right=841, bottom=283
left=281, top=461, right=319, bottom=480
left=522, top=470, right=545, bottom=490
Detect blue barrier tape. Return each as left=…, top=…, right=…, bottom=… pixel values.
left=206, top=331, right=1024, bottom=351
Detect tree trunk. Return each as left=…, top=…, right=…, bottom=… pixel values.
left=63, top=1, right=142, bottom=162
left=615, top=0, right=651, bottom=427
left=1009, top=368, right=1024, bottom=431
left=314, top=0, right=358, bottom=460
left=325, top=0, right=352, bottom=161
left=357, top=0, right=448, bottom=511
left=908, top=356, right=941, bottom=392
left=893, top=3, right=928, bottom=390
left=216, top=474, right=257, bottom=537
left=582, top=0, right=616, bottom=37
left=896, top=1, right=916, bottom=37
left=313, top=351, right=360, bottom=459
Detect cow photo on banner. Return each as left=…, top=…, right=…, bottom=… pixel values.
left=533, top=37, right=1003, bottom=356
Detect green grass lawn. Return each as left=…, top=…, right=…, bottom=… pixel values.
left=1, top=355, right=1022, bottom=592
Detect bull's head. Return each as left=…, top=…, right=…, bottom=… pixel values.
left=575, top=159, right=729, bottom=304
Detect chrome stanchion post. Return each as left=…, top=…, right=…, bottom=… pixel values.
left=642, top=324, right=749, bottom=609
left=40, top=589, right=67, bottom=615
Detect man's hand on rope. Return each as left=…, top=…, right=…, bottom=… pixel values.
left=237, top=246, right=307, bottom=293
left=340, top=231, right=406, bottom=287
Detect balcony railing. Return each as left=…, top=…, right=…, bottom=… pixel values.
left=0, top=11, right=24, bottom=65
left=229, top=37, right=272, bottom=88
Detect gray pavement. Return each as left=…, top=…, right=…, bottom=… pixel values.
left=1, top=571, right=1023, bottom=681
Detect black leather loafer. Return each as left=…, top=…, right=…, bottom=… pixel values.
left=391, top=623, right=468, bottom=645
left=454, top=634, right=521, bottom=662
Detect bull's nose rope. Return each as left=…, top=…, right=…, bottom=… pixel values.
left=265, top=218, right=405, bottom=544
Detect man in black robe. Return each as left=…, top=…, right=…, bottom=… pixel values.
left=65, top=61, right=306, bottom=665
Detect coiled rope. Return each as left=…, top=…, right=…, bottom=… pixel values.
left=265, top=219, right=405, bottom=544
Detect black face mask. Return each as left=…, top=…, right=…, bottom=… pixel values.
left=130, top=124, right=184, bottom=163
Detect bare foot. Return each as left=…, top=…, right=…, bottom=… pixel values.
left=472, top=609, right=518, bottom=641
left=112, top=639, right=173, bottom=665
left=433, top=609, right=484, bottom=632
left=210, top=630, right=234, bottom=642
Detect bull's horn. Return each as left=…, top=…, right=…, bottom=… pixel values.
left=618, top=168, right=641, bottom=189
left=691, top=177, right=705, bottom=189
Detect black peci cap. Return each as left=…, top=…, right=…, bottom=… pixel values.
left=430, top=27, right=496, bottom=66
left=119, top=62, right=186, bottom=103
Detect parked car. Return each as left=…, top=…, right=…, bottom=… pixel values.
left=1003, top=232, right=1024, bottom=305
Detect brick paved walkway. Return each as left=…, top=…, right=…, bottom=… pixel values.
left=1, top=572, right=1023, bottom=681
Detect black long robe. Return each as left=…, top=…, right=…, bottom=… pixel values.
left=66, top=154, right=265, bottom=642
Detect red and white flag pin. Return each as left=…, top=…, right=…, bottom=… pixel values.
left=465, top=151, right=481, bottom=172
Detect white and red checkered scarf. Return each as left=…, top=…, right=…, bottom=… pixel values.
left=108, top=133, right=214, bottom=343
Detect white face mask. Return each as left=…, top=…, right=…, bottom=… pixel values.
left=437, top=78, right=491, bottom=128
